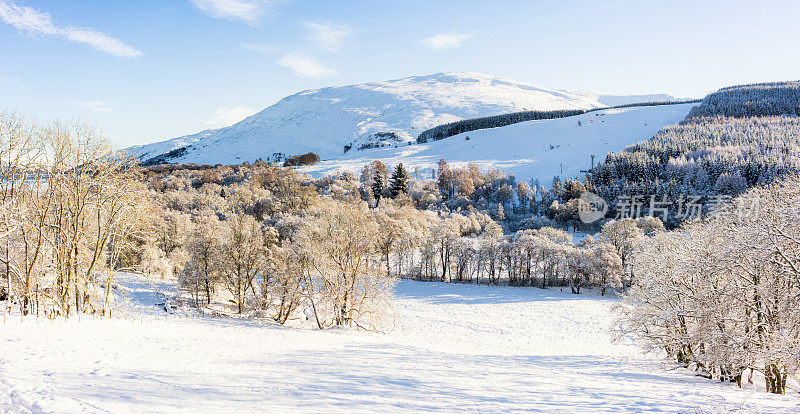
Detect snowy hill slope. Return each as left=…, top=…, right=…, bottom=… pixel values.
left=300, top=102, right=697, bottom=184
left=126, top=72, right=674, bottom=165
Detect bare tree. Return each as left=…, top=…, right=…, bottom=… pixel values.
left=185, top=213, right=222, bottom=305
left=0, top=114, right=146, bottom=317
left=218, top=213, right=268, bottom=314
left=298, top=199, right=395, bottom=330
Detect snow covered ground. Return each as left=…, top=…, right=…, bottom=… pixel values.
left=1, top=275, right=797, bottom=413
left=300, top=103, right=695, bottom=184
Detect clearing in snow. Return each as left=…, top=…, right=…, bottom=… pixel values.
left=1, top=275, right=796, bottom=413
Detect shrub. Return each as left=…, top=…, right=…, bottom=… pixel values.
left=283, top=152, right=320, bottom=167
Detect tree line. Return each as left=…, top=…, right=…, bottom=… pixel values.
left=0, top=112, right=146, bottom=317
left=129, top=156, right=653, bottom=330
left=416, top=99, right=699, bottom=143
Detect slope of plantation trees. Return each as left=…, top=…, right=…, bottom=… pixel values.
left=0, top=112, right=147, bottom=317
left=591, top=82, right=800, bottom=225
left=618, top=175, right=800, bottom=394
left=594, top=117, right=800, bottom=194
left=685, top=81, right=800, bottom=119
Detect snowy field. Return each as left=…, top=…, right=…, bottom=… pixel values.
left=1, top=276, right=797, bottom=413
left=300, top=103, right=695, bottom=184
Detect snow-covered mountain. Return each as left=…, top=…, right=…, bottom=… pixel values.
left=126, top=72, right=674, bottom=165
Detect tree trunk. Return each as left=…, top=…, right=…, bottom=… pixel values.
left=764, top=364, right=787, bottom=394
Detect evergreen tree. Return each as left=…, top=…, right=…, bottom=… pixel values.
left=371, top=169, right=384, bottom=207
left=389, top=163, right=409, bottom=198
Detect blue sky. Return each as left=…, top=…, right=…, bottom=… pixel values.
left=1, top=0, right=799, bottom=148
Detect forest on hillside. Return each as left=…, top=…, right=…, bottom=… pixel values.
left=590, top=81, right=800, bottom=226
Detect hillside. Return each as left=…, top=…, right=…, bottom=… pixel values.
left=125, top=72, right=674, bottom=165
left=590, top=81, right=800, bottom=225
left=300, top=103, right=697, bottom=184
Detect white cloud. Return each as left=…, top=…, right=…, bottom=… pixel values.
left=277, top=53, right=335, bottom=79
left=63, top=27, right=143, bottom=58
left=304, top=22, right=352, bottom=52
left=420, top=32, right=474, bottom=50
left=190, top=0, right=281, bottom=25
left=0, top=1, right=142, bottom=58
left=71, top=101, right=114, bottom=113
left=241, top=43, right=280, bottom=53
left=0, top=75, right=19, bottom=83
left=200, top=106, right=258, bottom=128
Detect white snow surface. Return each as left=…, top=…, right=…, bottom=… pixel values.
left=125, top=72, right=675, bottom=165
left=300, top=103, right=696, bottom=184
left=1, top=275, right=797, bottom=413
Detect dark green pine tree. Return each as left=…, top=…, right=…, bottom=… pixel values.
left=371, top=169, right=384, bottom=207
left=389, top=163, right=409, bottom=198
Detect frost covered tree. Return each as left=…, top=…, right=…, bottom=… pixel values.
left=580, top=237, right=623, bottom=295
left=597, top=219, right=644, bottom=275
left=618, top=175, right=800, bottom=393
left=360, top=160, right=387, bottom=205
left=297, top=199, right=395, bottom=329
left=219, top=213, right=269, bottom=314
left=181, top=213, right=223, bottom=305
left=262, top=238, right=307, bottom=325
left=516, top=181, right=532, bottom=213
left=0, top=114, right=147, bottom=317
left=0, top=112, right=42, bottom=315
left=436, top=159, right=456, bottom=200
